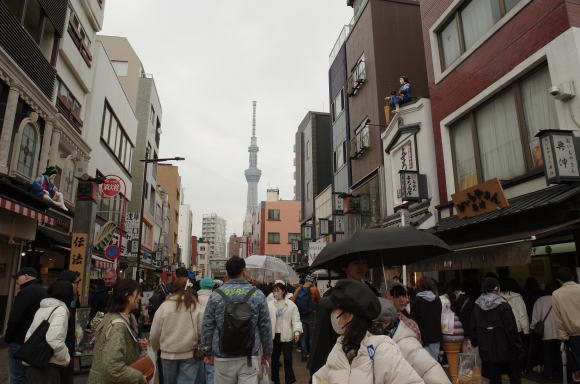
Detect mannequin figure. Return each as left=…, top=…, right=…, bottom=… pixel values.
left=385, top=76, right=411, bottom=112
left=31, top=166, right=68, bottom=211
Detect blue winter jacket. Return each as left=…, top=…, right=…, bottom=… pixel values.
left=201, top=279, right=273, bottom=358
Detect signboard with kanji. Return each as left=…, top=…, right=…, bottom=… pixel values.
left=538, top=130, right=580, bottom=184
left=308, top=240, right=326, bottom=266
left=391, top=137, right=418, bottom=205
left=69, top=233, right=89, bottom=301
left=451, top=178, right=509, bottom=219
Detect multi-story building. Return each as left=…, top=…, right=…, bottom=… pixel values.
left=0, top=0, right=104, bottom=335
left=228, top=234, right=243, bottom=258
left=196, top=237, right=210, bottom=277
left=202, top=213, right=226, bottom=259
left=157, top=164, right=181, bottom=264
left=85, top=40, right=138, bottom=277
left=178, top=203, right=192, bottom=267
left=294, top=112, right=332, bottom=243
left=339, top=0, right=429, bottom=234
left=417, top=0, right=580, bottom=283
left=257, top=189, right=301, bottom=263
left=99, top=36, right=166, bottom=270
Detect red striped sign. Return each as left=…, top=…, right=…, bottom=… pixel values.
left=0, top=197, right=55, bottom=225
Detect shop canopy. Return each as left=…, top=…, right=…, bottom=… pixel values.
left=413, top=183, right=580, bottom=272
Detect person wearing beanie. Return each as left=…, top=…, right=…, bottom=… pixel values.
left=470, top=277, right=524, bottom=384
left=371, top=298, right=450, bottom=384
left=313, top=280, right=424, bottom=384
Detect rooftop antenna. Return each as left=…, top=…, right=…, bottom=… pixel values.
left=252, top=101, right=257, bottom=137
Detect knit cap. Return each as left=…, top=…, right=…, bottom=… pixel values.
left=200, top=277, right=214, bottom=290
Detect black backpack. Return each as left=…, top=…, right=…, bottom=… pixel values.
left=216, top=287, right=257, bottom=362
left=15, top=306, right=60, bottom=368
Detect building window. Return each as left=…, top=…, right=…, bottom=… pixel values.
left=288, top=233, right=301, bottom=243
left=348, top=54, right=366, bottom=96
left=56, top=78, right=83, bottom=131
left=68, top=8, right=92, bottom=65
left=111, top=60, right=128, bottom=76
left=16, top=123, right=38, bottom=178
left=332, top=89, right=344, bottom=121
left=438, top=0, right=522, bottom=69
left=150, top=105, right=155, bottom=124
left=267, top=232, right=280, bottom=244
left=334, top=141, right=346, bottom=170
left=451, top=64, right=556, bottom=190
left=61, top=157, right=76, bottom=202
left=267, top=209, right=280, bottom=220
left=149, top=187, right=155, bottom=215
left=351, top=119, right=370, bottom=159
left=306, top=182, right=311, bottom=201
left=305, top=140, right=310, bottom=160
left=100, top=101, right=134, bottom=173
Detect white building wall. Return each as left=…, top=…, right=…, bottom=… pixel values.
left=381, top=99, right=440, bottom=229
left=85, top=42, right=137, bottom=197
left=201, top=214, right=227, bottom=259
left=178, top=204, right=193, bottom=267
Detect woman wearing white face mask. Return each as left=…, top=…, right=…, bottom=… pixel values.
left=313, top=280, right=425, bottom=384
left=267, top=282, right=303, bottom=384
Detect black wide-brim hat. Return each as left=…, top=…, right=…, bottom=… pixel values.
left=319, top=279, right=380, bottom=320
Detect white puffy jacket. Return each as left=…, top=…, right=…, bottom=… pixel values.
left=500, top=291, right=530, bottom=334
left=25, top=298, right=70, bottom=367
left=313, top=332, right=425, bottom=384
left=392, top=321, right=451, bottom=384
left=268, top=298, right=303, bottom=342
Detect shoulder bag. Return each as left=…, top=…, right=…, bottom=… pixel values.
left=111, top=317, right=155, bottom=381
left=533, top=306, right=552, bottom=338
left=14, top=306, right=60, bottom=368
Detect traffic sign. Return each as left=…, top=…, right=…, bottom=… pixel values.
left=105, top=245, right=121, bottom=260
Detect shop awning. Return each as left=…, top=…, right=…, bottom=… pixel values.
left=0, top=196, right=55, bottom=225
left=92, top=255, right=114, bottom=269
left=433, top=184, right=580, bottom=234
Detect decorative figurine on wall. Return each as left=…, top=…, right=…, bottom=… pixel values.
left=31, top=166, right=68, bottom=211
left=385, top=76, right=412, bottom=112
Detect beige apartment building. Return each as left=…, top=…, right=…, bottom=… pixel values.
left=157, top=164, right=181, bottom=263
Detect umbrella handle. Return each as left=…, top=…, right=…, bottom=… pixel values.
left=382, top=258, right=388, bottom=293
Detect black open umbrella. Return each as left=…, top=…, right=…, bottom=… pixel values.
left=311, top=226, right=451, bottom=270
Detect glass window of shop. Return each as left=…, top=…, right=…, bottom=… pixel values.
left=352, top=174, right=381, bottom=229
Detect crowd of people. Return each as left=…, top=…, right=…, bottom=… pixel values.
left=5, top=258, right=580, bottom=384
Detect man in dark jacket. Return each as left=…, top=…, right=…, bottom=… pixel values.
left=56, top=270, right=81, bottom=384
left=5, top=267, right=46, bottom=384
left=471, top=277, right=524, bottom=384
left=87, top=268, right=116, bottom=327
left=410, top=276, right=442, bottom=360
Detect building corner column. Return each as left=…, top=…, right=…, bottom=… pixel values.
left=38, top=119, right=54, bottom=172
left=48, top=127, right=62, bottom=167
left=0, top=85, right=21, bottom=174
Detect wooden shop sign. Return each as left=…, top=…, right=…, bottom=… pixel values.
left=451, top=178, right=509, bottom=219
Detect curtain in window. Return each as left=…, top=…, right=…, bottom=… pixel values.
left=520, top=66, right=558, bottom=168
left=441, top=19, right=460, bottom=68
left=504, top=0, right=521, bottom=13
left=461, top=0, right=500, bottom=49
left=453, top=118, right=478, bottom=190
left=476, top=89, right=525, bottom=181
left=17, top=123, right=38, bottom=178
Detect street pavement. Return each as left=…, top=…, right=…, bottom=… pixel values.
left=0, top=345, right=561, bottom=384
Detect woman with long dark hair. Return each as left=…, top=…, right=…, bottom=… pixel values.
left=150, top=277, right=203, bottom=384
left=88, top=279, right=147, bottom=384
left=313, top=280, right=424, bottom=384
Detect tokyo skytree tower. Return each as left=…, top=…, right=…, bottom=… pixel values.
left=244, top=101, right=261, bottom=215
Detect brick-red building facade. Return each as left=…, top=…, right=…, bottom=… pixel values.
left=420, top=0, right=580, bottom=202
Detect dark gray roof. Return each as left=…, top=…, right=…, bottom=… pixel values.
left=433, top=184, right=580, bottom=233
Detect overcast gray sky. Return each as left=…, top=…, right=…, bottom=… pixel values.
left=101, top=1, right=353, bottom=237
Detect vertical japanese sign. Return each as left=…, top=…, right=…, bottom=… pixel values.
left=391, top=138, right=417, bottom=205
left=69, top=233, right=89, bottom=304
